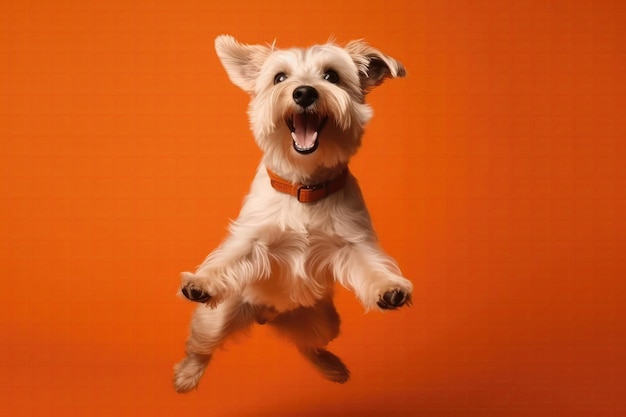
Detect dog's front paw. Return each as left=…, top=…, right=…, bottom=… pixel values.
left=377, top=288, right=410, bottom=310
left=179, top=271, right=226, bottom=307
left=181, top=283, right=212, bottom=303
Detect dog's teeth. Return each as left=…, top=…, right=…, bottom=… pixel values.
left=312, top=131, right=318, bottom=141
left=291, top=132, right=298, bottom=142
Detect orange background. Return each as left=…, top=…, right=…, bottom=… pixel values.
left=1, top=0, right=625, bottom=416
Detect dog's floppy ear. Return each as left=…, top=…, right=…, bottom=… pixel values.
left=345, top=40, right=406, bottom=93
left=215, top=35, right=272, bottom=94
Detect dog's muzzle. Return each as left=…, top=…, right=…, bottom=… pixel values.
left=287, top=86, right=328, bottom=155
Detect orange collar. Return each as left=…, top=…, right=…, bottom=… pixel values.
left=266, top=168, right=349, bottom=203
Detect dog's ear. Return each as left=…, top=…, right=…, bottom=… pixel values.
left=345, top=40, right=406, bottom=93
left=215, top=35, right=272, bottom=94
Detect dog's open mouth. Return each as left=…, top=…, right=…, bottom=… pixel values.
left=286, top=113, right=328, bottom=155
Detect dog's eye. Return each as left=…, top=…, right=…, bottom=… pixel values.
left=274, top=73, right=288, bottom=84
left=323, top=70, right=339, bottom=84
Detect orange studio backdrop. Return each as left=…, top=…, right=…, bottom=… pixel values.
left=1, top=0, right=625, bottom=416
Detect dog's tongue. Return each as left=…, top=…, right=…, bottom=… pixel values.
left=293, top=113, right=320, bottom=149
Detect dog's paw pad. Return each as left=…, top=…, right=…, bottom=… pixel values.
left=181, top=284, right=212, bottom=303
left=377, top=289, right=409, bottom=310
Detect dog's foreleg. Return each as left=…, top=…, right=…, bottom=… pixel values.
left=329, top=240, right=413, bottom=311
left=174, top=299, right=256, bottom=393
left=180, top=231, right=273, bottom=306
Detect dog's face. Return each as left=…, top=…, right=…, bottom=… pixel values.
left=215, top=35, right=405, bottom=181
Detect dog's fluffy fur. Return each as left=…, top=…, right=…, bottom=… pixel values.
left=174, top=35, right=413, bottom=393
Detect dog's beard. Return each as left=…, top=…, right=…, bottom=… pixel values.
left=286, top=112, right=328, bottom=155
left=249, top=85, right=373, bottom=181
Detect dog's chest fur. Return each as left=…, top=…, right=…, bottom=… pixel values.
left=237, top=166, right=368, bottom=311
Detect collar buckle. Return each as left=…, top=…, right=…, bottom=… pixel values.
left=296, top=182, right=329, bottom=203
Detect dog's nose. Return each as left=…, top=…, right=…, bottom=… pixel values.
left=293, top=86, right=318, bottom=108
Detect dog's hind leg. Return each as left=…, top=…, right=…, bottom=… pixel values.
left=269, top=298, right=350, bottom=383
left=174, top=298, right=256, bottom=393
left=297, top=346, right=350, bottom=384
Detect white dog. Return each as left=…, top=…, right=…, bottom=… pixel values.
left=174, top=35, right=413, bottom=393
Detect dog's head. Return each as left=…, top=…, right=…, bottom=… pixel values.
left=215, top=35, right=406, bottom=182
